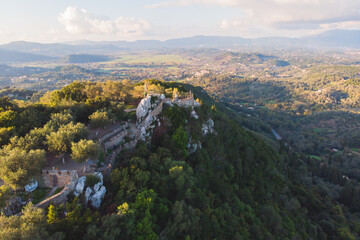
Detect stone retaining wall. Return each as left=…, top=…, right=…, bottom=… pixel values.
left=123, top=140, right=138, bottom=150
left=104, top=130, right=128, bottom=150
left=98, top=122, right=128, bottom=144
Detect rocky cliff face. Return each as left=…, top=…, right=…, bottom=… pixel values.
left=136, top=94, right=165, bottom=141
left=136, top=96, right=153, bottom=122
left=136, top=94, right=165, bottom=122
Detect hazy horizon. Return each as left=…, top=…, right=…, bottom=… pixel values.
left=1, top=1, right=360, bottom=45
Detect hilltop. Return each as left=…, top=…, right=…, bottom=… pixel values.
left=0, top=80, right=357, bottom=239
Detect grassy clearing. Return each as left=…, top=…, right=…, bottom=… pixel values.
left=313, top=128, right=326, bottom=133
left=11, top=188, right=51, bottom=204
left=309, top=155, right=322, bottom=160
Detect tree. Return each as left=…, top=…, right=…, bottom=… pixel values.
left=0, top=147, right=45, bottom=190
left=47, top=204, right=59, bottom=225
left=89, top=110, right=110, bottom=129
left=44, top=112, right=74, bottom=132
left=0, top=127, right=14, bottom=146
left=133, top=189, right=158, bottom=240
left=164, top=200, right=200, bottom=239
left=0, top=202, right=49, bottom=240
left=0, top=185, right=11, bottom=208
left=10, top=127, right=49, bottom=151
left=71, top=139, right=99, bottom=173
left=0, top=110, right=17, bottom=128
left=46, top=122, right=88, bottom=155
left=171, top=126, right=188, bottom=150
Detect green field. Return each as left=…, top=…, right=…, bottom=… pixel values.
left=110, top=54, right=190, bottom=64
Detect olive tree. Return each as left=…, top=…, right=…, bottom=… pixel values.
left=0, top=147, right=46, bottom=190
left=71, top=139, right=99, bottom=173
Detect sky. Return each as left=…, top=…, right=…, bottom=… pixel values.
left=0, top=0, right=360, bottom=44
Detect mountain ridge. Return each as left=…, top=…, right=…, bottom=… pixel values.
left=1, top=30, right=360, bottom=59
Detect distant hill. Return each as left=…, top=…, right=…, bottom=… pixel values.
left=70, top=30, right=360, bottom=49
left=0, top=64, right=50, bottom=77
left=0, top=41, right=125, bottom=56
left=33, top=65, right=97, bottom=80
left=303, top=30, right=360, bottom=49
left=0, top=49, right=56, bottom=63
left=2, top=30, right=360, bottom=58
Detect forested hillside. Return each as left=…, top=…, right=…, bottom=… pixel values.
left=0, top=80, right=357, bottom=239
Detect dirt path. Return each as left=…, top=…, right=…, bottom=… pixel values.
left=45, top=187, right=58, bottom=198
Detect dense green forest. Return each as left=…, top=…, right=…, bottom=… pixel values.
left=0, top=80, right=358, bottom=239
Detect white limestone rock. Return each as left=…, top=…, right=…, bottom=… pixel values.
left=93, top=172, right=103, bottom=184
left=136, top=96, right=152, bottom=121
left=191, top=110, right=199, bottom=119
left=141, top=126, right=146, bottom=135
left=187, top=137, right=202, bottom=154
left=140, top=127, right=147, bottom=141
left=144, top=114, right=154, bottom=128
left=208, top=118, right=214, bottom=133
left=85, top=187, right=93, bottom=204
left=74, top=176, right=86, bottom=196
left=202, top=118, right=215, bottom=135
left=90, top=186, right=106, bottom=209
left=93, top=182, right=102, bottom=192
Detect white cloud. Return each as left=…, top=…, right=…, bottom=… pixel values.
left=146, top=0, right=239, bottom=8
left=148, top=0, right=360, bottom=32
left=220, top=18, right=247, bottom=30
left=58, top=6, right=150, bottom=36
left=320, top=21, right=360, bottom=31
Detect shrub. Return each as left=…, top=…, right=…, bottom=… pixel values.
left=86, top=174, right=101, bottom=188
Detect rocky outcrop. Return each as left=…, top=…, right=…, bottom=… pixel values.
left=191, top=109, right=199, bottom=119
left=74, top=176, right=86, bottom=196
left=93, top=182, right=102, bottom=192
left=202, top=118, right=215, bottom=135
left=72, top=172, right=107, bottom=209
left=137, top=94, right=165, bottom=141
left=2, top=197, right=31, bottom=216
left=94, top=172, right=103, bottom=184
left=136, top=94, right=164, bottom=122
left=90, top=186, right=106, bottom=208
left=136, top=96, right=152, bottom=121
left=85, top=187, right=93, bottom=204
left=187, top=137, right=202, bottom=154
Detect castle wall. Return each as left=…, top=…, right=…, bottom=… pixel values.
left=41, top=170, right=78, bottom=188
